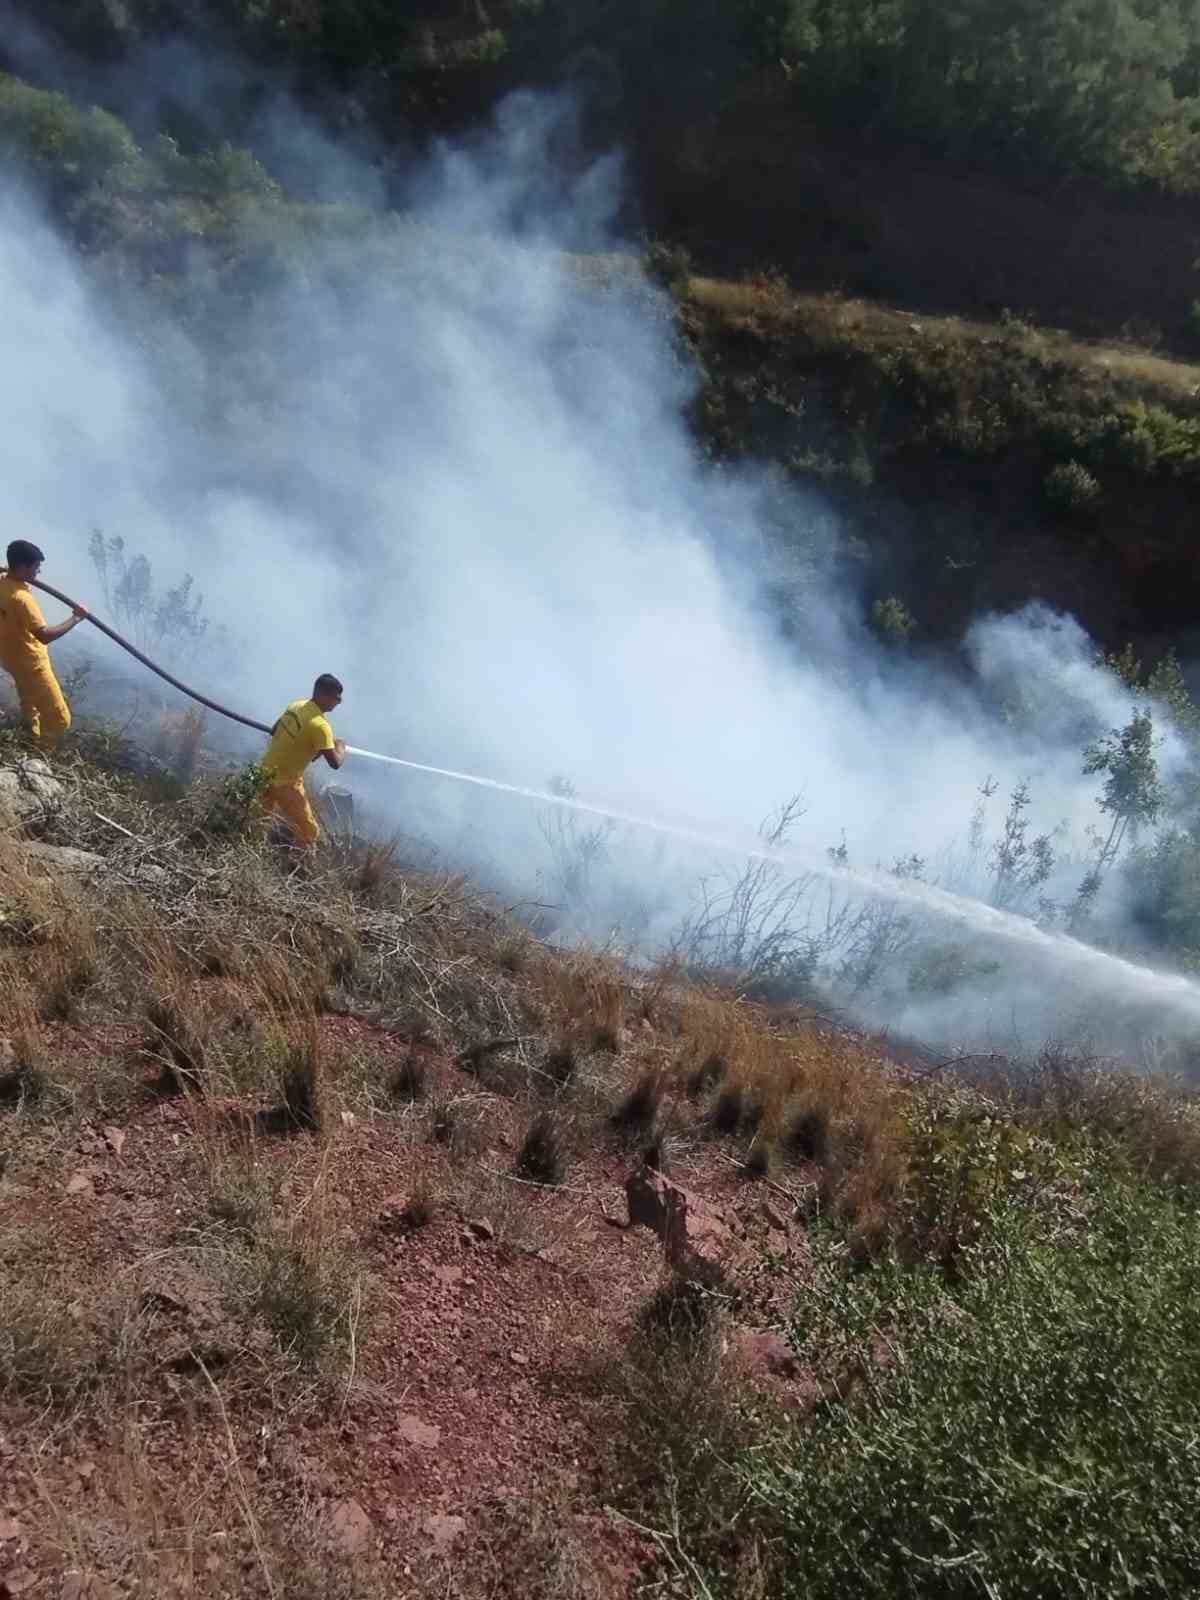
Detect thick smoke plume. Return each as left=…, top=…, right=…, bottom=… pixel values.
left=2, top=89, right=1197, bottom=1066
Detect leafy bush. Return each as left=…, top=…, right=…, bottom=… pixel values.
left=0, top=74, right=286, bottom=263
left=1043, top=459, right=1102, bottom=515
left=870, top=595, right=915, bottom=648
left=979, top=1047, right=1200, bottom=1192
left=746, top=1168, right=1200, bottom=1598
left=1123, top=827, right=1200, bottom=961
left=195, top=762, right=271, bottom=842
left=89, top=532, right=216, bottom=667
left=1110, top=400, right=1200, bottom=475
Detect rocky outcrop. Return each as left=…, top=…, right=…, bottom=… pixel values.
left=14, top=841, right=105, bottom=876
left=0, top=757, right=64, bottom=825
left=625, top=1163, right=751, bottom=1282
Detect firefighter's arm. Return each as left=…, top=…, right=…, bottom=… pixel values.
left=34, top=603, right=89, bottom=645
left=320, top=739, right=347, bottom=772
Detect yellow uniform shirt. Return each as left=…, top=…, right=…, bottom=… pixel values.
left=263, top=699, right=336, bottom=785
left=0, top=575, right=49, bottom=674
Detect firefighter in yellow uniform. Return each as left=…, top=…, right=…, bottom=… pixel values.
left=262, top=673, right=347, bottom=846
left=0, top=540, right=89, bottom=753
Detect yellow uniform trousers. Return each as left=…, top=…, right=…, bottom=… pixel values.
left=7, top=661, right=71, bottom=753
left=264, top=778, right=320, bottom=847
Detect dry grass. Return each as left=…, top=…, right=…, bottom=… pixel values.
left=450, top=1157, right=558, bottom=1255
left=187, top=1123, right=363, bottom=1392
left=599, top=1267, right=750, bottom=1571
left=387, top=1052, right=428, bottom=1102
left=276, top=1027, right=326, bottom=1132
left=0, top=832, right=102, bottom=1020
left=0, top=968, right=45, bottom=1090
left=671, top=990, right=908, bottom=1231
left=474, top=1488, right=608, bottom=1600
left=0, top=1242, right=147, bottom=1411
left=687, top=276, right=1200, bottom=403
left=145, top=978, right=213, bottom=1091
left=539, top=951, right=627, bottom=1051
left=30, top=1413, right=401, bottom=1599
left=146, top=705, right=207, bottom=790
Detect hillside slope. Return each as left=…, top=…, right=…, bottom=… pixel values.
left=1, top=59, right=1198, bottom=658
left=4, top=732, right=1200, bottom=1597
left=679, top=272, right=1200, bottom=651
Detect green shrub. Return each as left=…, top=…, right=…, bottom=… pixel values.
left=195, top=761, right=271, bottom=842
left=746, top=1169, right=1200, bottom=1598
left=870, top=596, right=915, bottom=648
left=1043, top=459, right=1102, bottom=515
left=1123, top=827, right=1200, bottom=960
left=0, top=74, right=146, bottom=192
left=1111, top=401, right=1200, bottom=475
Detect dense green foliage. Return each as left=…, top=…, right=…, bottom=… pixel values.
left=10, top=0, right=1200, bottom=190
left=784, top=0, right=1200, bottom=187
left=0, top=70, right=283, bottom=258
left=744, top=1118, right=1200, bottom=1598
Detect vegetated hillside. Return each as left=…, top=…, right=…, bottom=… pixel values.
left=639, top=89, right=1200, bottom=352
left=3, top=720, right=1200, bottom=1598
left=2, top=46, right=1200, bottom=657
left=7, top=0, right=1200, bottom=339
left=677, top=272, right=1200, bottom=652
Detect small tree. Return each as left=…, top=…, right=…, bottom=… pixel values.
left=989, top=783, right=1054, bottom=911
left=1070, top=708, right=1165, bottom=932
left=537, top=775, right=614, bottom=915
left=1102, top=643, right=1200, bottom=744
left=88, top=529, right=212, bottom=667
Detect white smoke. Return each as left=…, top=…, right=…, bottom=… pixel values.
left=0, top=90, right=1194, bottom=1064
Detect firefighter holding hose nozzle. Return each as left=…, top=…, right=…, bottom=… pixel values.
left=0, top=540, right=89, bottom=753
left=262, top=673, right=347, bottom=847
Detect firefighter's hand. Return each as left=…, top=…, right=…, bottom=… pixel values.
left=71, top=604, right=89, bottom=621
left=334, top=738, right=347, bottom=756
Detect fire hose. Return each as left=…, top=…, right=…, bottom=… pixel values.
left=32, top=577, right=273, bottom=736
left=28, top=575, right=671, bottom=828
left=27, top=575, right=756, bottom=847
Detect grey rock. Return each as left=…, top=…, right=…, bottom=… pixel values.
left=15, top=842, right=104, bottom=876
left=0, top=759, right=63, bottom=823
